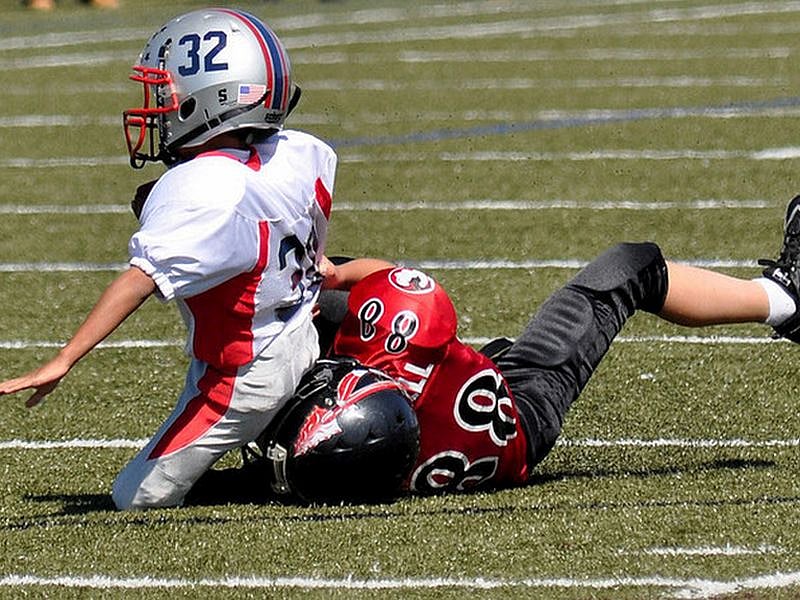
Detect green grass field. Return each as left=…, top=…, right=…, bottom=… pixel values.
left=3, top=0, right=800, bottom=597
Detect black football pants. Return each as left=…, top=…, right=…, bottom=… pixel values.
left=495, top=242, right=669, bottom=473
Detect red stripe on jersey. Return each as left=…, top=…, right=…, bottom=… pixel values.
left=185, top=221, right=270, bottom=368
left=148, top=365, right=235, bottom=459
left=196, top=150, right=237, bottom=160
left=245, top=148, right=263, bottom=171
left=314, top=177, right=332, bottom=219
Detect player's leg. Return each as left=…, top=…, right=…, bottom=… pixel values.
left=111, top=320, right=318, bottom=510
left=659, top=262, right=770, bottom=326
left=499, top=197, right=800, bottom=474
left=496, top=241, right=669, bottom=469
left=658, top=194, right=800, bottom=328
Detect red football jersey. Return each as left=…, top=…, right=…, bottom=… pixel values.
left=332, top=267, right=529, bottom=493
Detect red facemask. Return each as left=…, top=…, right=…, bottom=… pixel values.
left=122, top=66, right=179, bottom=168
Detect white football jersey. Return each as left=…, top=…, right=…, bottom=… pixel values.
left=129, top=129, right=336, bottom=369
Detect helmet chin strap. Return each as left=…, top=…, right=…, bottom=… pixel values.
left=132, top=85, right=302, bottom=168
left=165, top=86, right=303, bottom=162
left=166, top=90, right=276, bottom=159
left=286, top=85, right=302, bottom=118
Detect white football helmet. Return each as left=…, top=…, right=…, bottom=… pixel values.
left=123, top=8, right=299, bottom=168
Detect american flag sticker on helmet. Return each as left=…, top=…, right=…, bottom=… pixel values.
left=237, top=84, right=267, bottom=104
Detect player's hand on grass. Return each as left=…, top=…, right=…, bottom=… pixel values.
left=0, top=355, right=71, bottom=408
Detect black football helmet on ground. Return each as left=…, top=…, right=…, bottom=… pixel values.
left=252, top=358, right=420, bottom=504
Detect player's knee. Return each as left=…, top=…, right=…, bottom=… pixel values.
left=572, top=241, right=667, bottom=312
left=610, top=241, right=663, bottom=268
left=111, top=466, right=185, bottom=511
left=111, top=474, right=139, bottom=511
left=111, top=474, right=149, bottom=511
left=576, top=242, right=662, bottom=286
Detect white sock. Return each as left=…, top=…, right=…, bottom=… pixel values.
left=754, top=277, right=797, bottom=326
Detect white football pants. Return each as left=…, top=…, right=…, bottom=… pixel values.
left=111, top=318, right=319, bottom=510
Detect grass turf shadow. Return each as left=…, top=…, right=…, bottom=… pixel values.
left=1, top=457, right=779, bottom=532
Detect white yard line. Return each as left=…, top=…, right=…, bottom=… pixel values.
left=389, top=47, right=792, bottom=63
left=409, top=259, right=758, bottom=270
left=0, top=199, right=773, bottom=214
left=435, top=148, right=800, bottom=161
left=0, top=436, right=796, bottom=450
left=0, top=157, right=128, bottom=168
left=7, top=107, right=800, bottom=127
left=299, top=76, right=785, bottom=91
left=0, top=204, right=130, bottom=214
left=0, top=334, right=780, bottom=351
left=341, top=148, right=800, bottom=162
left=560, top=437, right=800, bottom=448
left=0, top=263, right=128, bottom=272
left=0, top=115, right=119, bottom=127
left=0, top=571, right=799, bottom=597
left=0, top=340, right=182, bottom=350
left=4, top=146, right=800, bottom=168
left=0, top=439, right=147, bottom=449
left=0, top=259, right=760, bottom=273
left=633, top=544, right=781, bottom=556
left=461, top=334, right=781, bottom=347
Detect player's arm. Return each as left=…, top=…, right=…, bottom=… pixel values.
left=320, top=256, right=394, bottom=291
left=0, top=266, right=156, bottom=408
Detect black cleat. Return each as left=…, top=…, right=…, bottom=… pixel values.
left=758, top=195, right=800, bottom=341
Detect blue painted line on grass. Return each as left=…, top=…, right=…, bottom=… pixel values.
left=329, top=96, right=800, bottom=148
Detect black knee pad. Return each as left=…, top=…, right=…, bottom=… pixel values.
left=571, top=242, right=668, bottom=314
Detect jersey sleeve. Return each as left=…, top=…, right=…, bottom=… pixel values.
left=128, top=162, right=260, bottom=302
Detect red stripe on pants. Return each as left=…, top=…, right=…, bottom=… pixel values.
left=148, top=366, right=236, bottom=459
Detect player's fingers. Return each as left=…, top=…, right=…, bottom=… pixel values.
left=319, top=258, right=341, bottom=290
left=0, top=368, right=55, bottom=396
left=0, top=376, right=32, bottom=396
left=318, top=255, right=333, bottom=276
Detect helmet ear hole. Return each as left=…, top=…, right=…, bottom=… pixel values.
left=179, top=98, right=196, bottom=121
